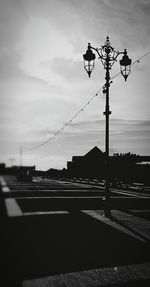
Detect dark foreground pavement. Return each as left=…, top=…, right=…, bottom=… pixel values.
left=1, top=209, right=150, bottom=287
left=1, top=175, right=150, bottom=287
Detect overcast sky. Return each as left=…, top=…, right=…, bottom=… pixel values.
left=0, top=0, right=150, bottom=170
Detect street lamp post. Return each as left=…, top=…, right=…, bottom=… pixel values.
left=9, top=157, right=15, bottom=167
left=83, top=36, right=132, bottom=217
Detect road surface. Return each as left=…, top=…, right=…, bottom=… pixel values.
left=1, top=175, right=150, bottom=287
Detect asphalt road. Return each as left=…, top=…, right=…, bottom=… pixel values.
left=1, top=175, right=150, bottom=287
left=2, top=175, right=150, bottom=214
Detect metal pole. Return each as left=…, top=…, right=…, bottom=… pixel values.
left=104, top=54, right=111, bottom=217
left=9, top=157, right=15, bottom=167
left=20, top=144, right=22, bottom=167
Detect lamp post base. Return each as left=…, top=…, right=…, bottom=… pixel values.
left=104, top=202, right=111, bottom=218
left=103, top=194, right=111, bottom=218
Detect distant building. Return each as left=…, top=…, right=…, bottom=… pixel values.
left=67, top=146, right=105, bottom=178
left=18, top=165, right=35, bottom=175
left=1, top=165, right=36, bottom=175
left=67, top=147, right=150, bottom=182
left=17, top=165, right=36, bottom=181
left=46, top=168, right=67, bottom=178
left=0, top=163, right=6, bottom=174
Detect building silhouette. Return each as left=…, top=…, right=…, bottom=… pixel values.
left=67, top=146, right=105, bottom=179
left=67, top=146, right=150, bottom=184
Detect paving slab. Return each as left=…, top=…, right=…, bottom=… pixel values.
left=22, top=263, right=150, bottom=287
left=61, top=269, right=102, bottom=287
left=22, top=275, right=65, bottom=287
left=112, top=210, right=150, bottom=242
left=96, top=265, right=141, bottom=285
left=127, top=262, right=150, bottom=279
left=82, top=210, right=147, bottom=242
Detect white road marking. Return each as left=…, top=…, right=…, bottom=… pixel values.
left=110, top=189, right=150, bottom=198
left=2, top=186, right=10, bottom=192
left=0, top=176, right=10, bottom=192
left=4, top=198, right=69, bottom=217
left=0, top=176, right=7, bottom=186
left=5, top=198, right=23, bottom=217
left=23, top=211, right=69, bottom=216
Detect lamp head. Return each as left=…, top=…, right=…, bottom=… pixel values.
left=120, top=49, right=132, bottom=81
left=83, top=43, right=96, bottom=77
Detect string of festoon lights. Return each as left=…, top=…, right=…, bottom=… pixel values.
left=23, top=50, right=150, bottom=151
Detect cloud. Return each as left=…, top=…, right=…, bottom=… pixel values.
left=109, top=118, right=150, bottom=155
left=0, top=0, right=150, bottom=169
left=86, top=0, right=150, bottom=52
left=51, top=58, right=84, bottom=82
left=0, top=50, right=48, bottom=123
left=110, top=118, right=150, bottom=131
left=0, top=50, right=47, bottom=85
left=23, top=118, right=150, bottom=168
left=31, top=118, right=150, bottom=146
left=0, top=0, right=29, bottom=48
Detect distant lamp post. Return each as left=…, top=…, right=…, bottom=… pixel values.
left=9, top=157, right=15, bottom=167
left=83, top=36, right=132, bottom=217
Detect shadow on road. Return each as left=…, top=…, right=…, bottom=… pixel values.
left=1, top=210, right=150, bottom=286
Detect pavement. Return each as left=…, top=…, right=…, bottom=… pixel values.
left=22, top=263, right=150, bottom=287
left=1, top=175, right=150, bottom=287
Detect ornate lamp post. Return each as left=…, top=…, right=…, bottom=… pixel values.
left=83, top=36, right=131, bottom=217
